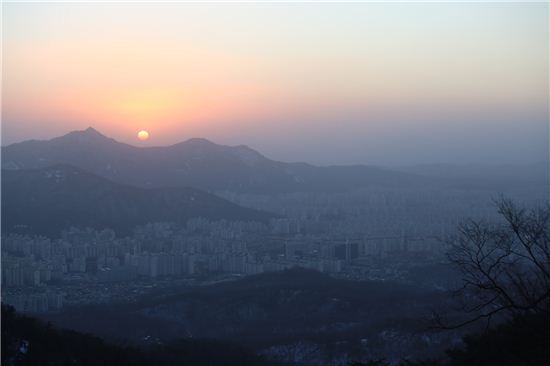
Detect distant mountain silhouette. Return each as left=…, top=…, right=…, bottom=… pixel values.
left=1, top=165, right=274, bottom=237
left=1, top=127, right=430, bottom=193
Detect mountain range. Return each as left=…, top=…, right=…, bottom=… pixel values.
left=1, top=127, right=430, bottom=194
left=1, top=165, right=274, bottom=237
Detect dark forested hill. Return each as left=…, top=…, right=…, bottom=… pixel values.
left=1, top=165, right=274, bottom=237
left=42, top=269, right=452, bottom=364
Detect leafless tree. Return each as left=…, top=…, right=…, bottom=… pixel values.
left=434, top=197, right=550, bottom=329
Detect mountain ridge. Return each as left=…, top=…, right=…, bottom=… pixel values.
left=2, top=127, right=432, bottom=193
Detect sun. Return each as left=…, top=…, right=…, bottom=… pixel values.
left=137, top=130, right=150, bottom=141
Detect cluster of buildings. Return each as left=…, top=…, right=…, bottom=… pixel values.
left=1, top=214, right=451, bottom=313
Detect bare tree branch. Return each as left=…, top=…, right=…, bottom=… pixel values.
left=434, top=197, right=550, bottom=329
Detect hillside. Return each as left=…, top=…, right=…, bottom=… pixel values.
left=1, top=165, right=274, bottom=237
left=42, top=269, right=454, bottom=364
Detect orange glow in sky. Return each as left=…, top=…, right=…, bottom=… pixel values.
left=2, top=2, right=547, bottom=164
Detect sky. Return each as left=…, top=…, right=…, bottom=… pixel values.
left=2, top=2, right=548, bottom=165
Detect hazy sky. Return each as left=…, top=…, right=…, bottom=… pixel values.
left=2, top=2, right=548, bottom=165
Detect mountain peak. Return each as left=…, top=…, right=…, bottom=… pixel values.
left=84, top=126, right=101, bottom=134
left=81, top=127, right=107, bottom=138
left=57, top=127, right=113, bottom=143
left=184, top=137, right=216, bottom=146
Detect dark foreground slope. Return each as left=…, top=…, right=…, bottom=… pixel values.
left=1, top=304, right=280, bottom=366
left=443, top=312, right=550, bottom=366
left=354, top=311, right=550, bottom=366
left=1, top=165, right=274, bottom=237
